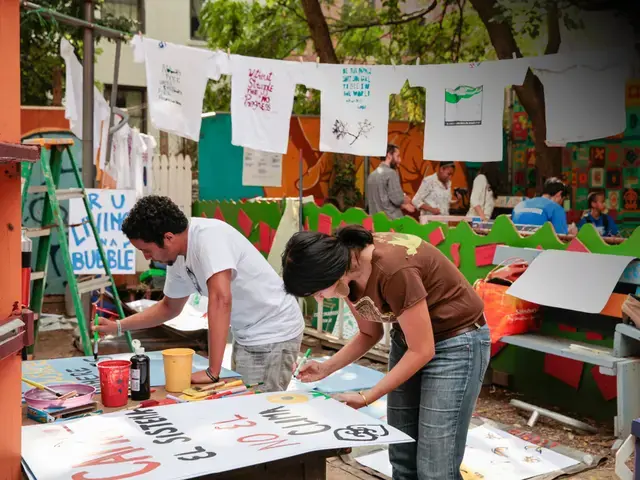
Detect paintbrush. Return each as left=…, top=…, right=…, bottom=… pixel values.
left=22, top=377, right=65, bottom=398
left=93, top=313, right=100, bottom=361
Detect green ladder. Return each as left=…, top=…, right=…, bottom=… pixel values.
left=21, top=138, right=134, bottom=356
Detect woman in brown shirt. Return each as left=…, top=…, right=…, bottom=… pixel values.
left=282, top=226, right=490, bottom=480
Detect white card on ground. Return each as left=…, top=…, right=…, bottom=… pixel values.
left=462, top=425, right=579, bottom=480
left=506, top=250, right=635, bottom=314
left=22, top=393, right=413, bottom=480
left=355, top=449, right=392, bottom=477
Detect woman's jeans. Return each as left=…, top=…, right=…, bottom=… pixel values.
left=388, top=324, right=491, bottom=480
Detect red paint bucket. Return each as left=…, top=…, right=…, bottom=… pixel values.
left=97, top=360, right=131, bottom=408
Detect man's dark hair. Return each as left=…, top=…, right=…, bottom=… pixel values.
left=588, top=190, right=605, bottom=208
left=122, top=195, right=188, bottom=247
left=542, top=178, right=568, bottom=198
left=386, top=144, right=399, bottom=158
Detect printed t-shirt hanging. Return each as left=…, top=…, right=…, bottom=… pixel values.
left=530, top=50, right=631, bottom=146
left=212, top=54, right=300, bottom=154
left=300, top=65, right=407, bottom=156
left=407, top=58, right=529, bottom=163
left=132, top=36, right=219, bottom=141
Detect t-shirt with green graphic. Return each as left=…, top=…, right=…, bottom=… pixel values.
left=407, top=58, right=529, bottom=163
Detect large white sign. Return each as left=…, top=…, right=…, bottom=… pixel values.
left=22, top=393, right=412, bottom=480
left=69, top=189, right=136, bottom=274
left=242, top=147, right=283, bottom=187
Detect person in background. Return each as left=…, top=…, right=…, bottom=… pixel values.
left=282, top=226, right=489, bottom=480
left=412, top=162, right=458, bottom=224
left=467, top=164, right=500, bottom=221
left=93, top=196, right=304, bottom=392
left=577, top=191, right=619, bottom=237
left=511, top=177, right=577, bottom=235
left=367, top=144, right=415, bottom=219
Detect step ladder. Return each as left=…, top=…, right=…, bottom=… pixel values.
left=21, top=138, right=134, bottom=355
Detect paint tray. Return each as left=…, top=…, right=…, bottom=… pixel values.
left=23, top=383, right=96, bottom=410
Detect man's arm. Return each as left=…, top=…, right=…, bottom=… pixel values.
left=386, top=173, right=406, bottom=207
left=205, top=269, right=233, bottom=378
left=117, top=296, right=188, bottom=333
left=550, top=205, right=569, bottom=235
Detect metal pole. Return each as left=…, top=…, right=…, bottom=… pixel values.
left=82, top=0, right=95, bottom=332
left=298, top=149, right=304, bottom=231
left=21, top=1, right=127, bottom=40
left=104, top=39, right=122, bottom=168
left=363, top=156, right=370, bottom=209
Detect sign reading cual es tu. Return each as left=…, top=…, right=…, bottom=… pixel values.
left=68, top=189, right=136, bottom=274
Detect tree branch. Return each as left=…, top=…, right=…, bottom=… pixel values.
left=299, top=0, right=340, bottom=63
left=545, top=1, right=561, bottom=55
left=330, top=0, right=438, bottom=33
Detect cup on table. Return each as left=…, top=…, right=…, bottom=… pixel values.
left=162, top=348, right=195, bottom=392
left=97, top=359, right=131, bottom=408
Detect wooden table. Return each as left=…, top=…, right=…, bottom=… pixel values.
left=22, top=386, right=349, bottom=480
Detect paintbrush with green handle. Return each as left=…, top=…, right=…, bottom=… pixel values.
left=93, top=313, right=101, bottom=361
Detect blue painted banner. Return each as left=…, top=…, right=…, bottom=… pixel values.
left=22, top=351, right=240, bottom=394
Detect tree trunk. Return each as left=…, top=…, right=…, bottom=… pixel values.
left=299, top=0, right=339, bottom=63
left=468, top=0, right=562, bottom=190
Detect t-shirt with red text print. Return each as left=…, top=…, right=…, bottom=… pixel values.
left=214, top=54, right=300, bottom=154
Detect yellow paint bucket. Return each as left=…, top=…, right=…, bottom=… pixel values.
left=162, top=348, right=195, bottom=392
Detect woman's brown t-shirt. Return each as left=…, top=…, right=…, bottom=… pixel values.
left=347, top=232, right=484, bottom=337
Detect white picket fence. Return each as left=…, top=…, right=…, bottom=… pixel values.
left=151, top=153, right=193, bottom=218
left=134, top=154, right=193, bottom=272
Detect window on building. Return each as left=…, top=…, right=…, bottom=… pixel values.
left=191, top=0, right=205, bottom=40
left=102, top=0, right=144, bottom=32
left=103, top=85, right=147, bottom=133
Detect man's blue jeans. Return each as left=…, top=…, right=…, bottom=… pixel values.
left=388, top=324, right=491, bottom=480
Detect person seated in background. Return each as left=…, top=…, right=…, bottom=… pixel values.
left=467, top=164, right=500, bottom=222
left=511, top=177, right=577, bottom=235
left=412, top=162, right=459, bottom=224
left=367, top=144, right=415, bottom=219
left=577, top=191, right=619, bottom=237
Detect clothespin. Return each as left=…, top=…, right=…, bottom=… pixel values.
left=390, top=58, right=396, bottom=69
left=227, top=48, right=231, bottom=58
left=299, top=56, right=304, bottom=63
left=316, top=57, right=320, bottom=67
left=512, top=52, right=517, bottom=59
left=416, top=57, right=420, bottom=65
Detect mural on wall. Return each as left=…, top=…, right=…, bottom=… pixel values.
left=510, top=80, right=640, bottom=234
left=21, top=130, right=83, bottom=295
left=198, top=115, right=470, bottom=203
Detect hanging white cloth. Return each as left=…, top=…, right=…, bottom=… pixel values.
left=60, top=38, right=111, bottom=170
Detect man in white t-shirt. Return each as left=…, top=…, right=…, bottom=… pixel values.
left=93, top=196, right=304, bottom=392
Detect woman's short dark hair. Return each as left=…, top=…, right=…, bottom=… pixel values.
left=438, top=161, right=456, bottom=170
left=282, top=225, right=373, bottom=297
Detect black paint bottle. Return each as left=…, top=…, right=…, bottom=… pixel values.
left=130, top=340, right=151, bottom=401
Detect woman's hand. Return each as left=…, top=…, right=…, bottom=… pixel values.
left=334, top=392, right=368, bottom=409
left=91, top=317, right=118, bottom=336
left=294, top=360, right=330, bottom=383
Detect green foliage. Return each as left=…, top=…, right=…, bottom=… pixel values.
left=199, top=0, right=494, bottom=121
left=20, top=1, right=137, bottom=106
left=329, top=154, right=363, bottom=210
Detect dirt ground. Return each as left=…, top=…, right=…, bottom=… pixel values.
left=32, top=330, right=633, bottom=479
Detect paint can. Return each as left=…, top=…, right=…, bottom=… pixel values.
left=97, top=360, right=131, bottom=408
left=162, top=348, right=194, bottom=392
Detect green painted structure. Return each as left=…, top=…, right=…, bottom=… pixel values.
left=193, top=198, right=640, bottom=421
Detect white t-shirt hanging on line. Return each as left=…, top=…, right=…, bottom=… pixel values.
left=530, top=51, right=631, bottom=146
left=212, top=54, right=299, bottom=154
left=408, top=58, right=530, bottom=163
left=132, top=36, right=219, bottom=141
left=300, top=64, right=407, bottom=156
left=163, top=218, right=304, bottom=346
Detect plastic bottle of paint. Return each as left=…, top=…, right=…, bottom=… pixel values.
left=130, top=339, right=151, bottom=401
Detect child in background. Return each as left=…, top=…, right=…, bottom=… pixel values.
left=577, top=191, right=619, bottom=237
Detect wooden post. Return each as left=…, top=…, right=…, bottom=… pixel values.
left=0, top=0, right=27, bottom=477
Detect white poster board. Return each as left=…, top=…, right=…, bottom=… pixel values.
left=22, top=393, right=412, bottom=480
left=242, top=147, right=283, bottom=187
left=68, top=189, right=136, bottom=274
